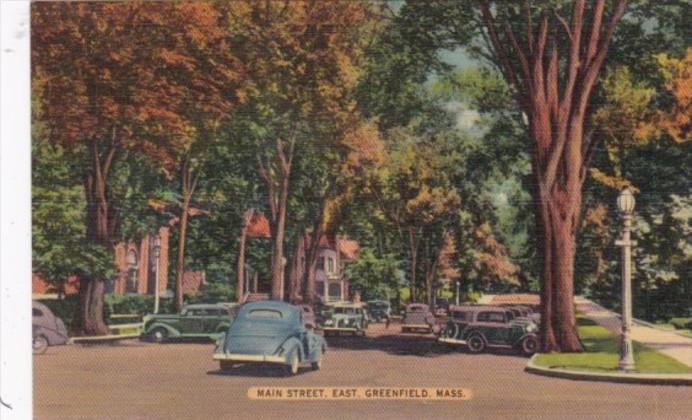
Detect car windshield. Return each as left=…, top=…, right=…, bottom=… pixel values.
left=247, top=309, right=283, bottom=319
left=370, top=303, right=388, bottom=309
left=334, top=307, right=356, bottom=315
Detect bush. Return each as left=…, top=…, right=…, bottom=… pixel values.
left=670, top=317, right=692, bottom=330
left=185, top=282, right=235, bottom=305
left=37, top=296, right=81, bottom=332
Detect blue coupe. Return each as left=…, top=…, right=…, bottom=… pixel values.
left=213, top=300, right=327, bottom=375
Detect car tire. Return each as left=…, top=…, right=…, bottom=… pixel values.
left=285, top=352, right=300, bottom=376
left=33, top=335, right=49, bottom=355
left=311, top=350, right=323, bottom=371
left=219, top=361, right=234, bottom=371
left=520, top=335, right=539, bottom=356
left=149, top=327, right=168, bottom=343
left=467, top=333, right=486, bottom=353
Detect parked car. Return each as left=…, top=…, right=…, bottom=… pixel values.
left=438, top=305, right=539, bottom=355
left=32, top=301, right=69, bottom=354
left=401, top=303, right=436, bottom=333
left=365, top=300, right=391, bottom=322
left=142, top=303, right=234, bottom=342
left=298, top=304, right=317, bottom=329
left=213, top=300, right=326, bottom=375
left=322, top=302, right=369, bottom=336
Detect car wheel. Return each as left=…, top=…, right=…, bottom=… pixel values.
left=219, top=361, right=234, bottom=371
left=33, top=335, right=49, bottom=355
left=311, top=350, right=323, bottom=371
left=285, top=352, right=300, bottom=376
left=149, top=327, right=168, bottom=343
left=521, top=335, right=539, bottom=356
left=467, top=333, right=486, bottom=353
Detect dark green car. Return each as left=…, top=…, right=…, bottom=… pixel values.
left=142, top=303, right=236, bottom=342
left=437, top=305, right=539, bottom=355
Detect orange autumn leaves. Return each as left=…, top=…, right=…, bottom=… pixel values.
left=32, top=1, right=244, bottom=173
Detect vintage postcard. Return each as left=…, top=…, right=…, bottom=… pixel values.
left=0, top=0, right=690, bottom=419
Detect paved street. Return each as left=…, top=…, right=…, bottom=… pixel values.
left=34, top=323, right=691, bottom=420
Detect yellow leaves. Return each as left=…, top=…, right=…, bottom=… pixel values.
left=589, top=168, right=637, bottom=192
left=655, top=48, right=692, bottom=143
left=472, top=222, right=520, bottom=285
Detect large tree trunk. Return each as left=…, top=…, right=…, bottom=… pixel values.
left=174, top=158, right=197, bottom=312
left=80, top=136, right=117, bottom=336
left=479, top=0, right=627, bottom=352
left=287, top=232, right=305, bottom=303
left=407, top=226, right=418, bottom=303
left=174, top=195, right=190, bottom=312
left=258, top=136, right=296, bottom=302
left=236, top=210, right=253, bottom=302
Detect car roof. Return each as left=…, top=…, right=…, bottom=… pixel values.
left=406, top=303, right=429, bottom=309
left=449, top=305, right=510, bottom=313
left=240, top=300, right=301, bottom=315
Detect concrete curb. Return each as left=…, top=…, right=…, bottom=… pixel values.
left=70, top=334, right=141, bottom=344
left=525, top=354, right=692, bottom=386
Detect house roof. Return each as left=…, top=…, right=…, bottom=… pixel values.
left=246, top=213, right=271, bottom=238
left=32, top=273, right=79, bottom=295
left=338, top=238, right=359, bottom=260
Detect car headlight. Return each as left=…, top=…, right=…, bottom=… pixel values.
left=526, top=324, right=537, bottom=333
left=325, top=319, right=334, bottom=326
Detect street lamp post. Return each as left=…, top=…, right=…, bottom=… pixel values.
left=153, top=236, right=162, bottom=314
left=615, top=188, right=636, bottom=372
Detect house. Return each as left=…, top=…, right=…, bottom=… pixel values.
left=33, top=212, right=206, bottom=299
left=314, top=235, right=359, bottom=302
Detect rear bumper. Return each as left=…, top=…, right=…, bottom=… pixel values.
left=438, top=337, right=467, bottom=345
left=402, top=324, right=432, bottom=329
left=213, top=353, right=285, bottom=364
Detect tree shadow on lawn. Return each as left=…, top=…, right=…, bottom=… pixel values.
left=323, top=332, right=528, bottom=359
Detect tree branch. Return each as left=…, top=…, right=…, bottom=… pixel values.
left=585, top=0, right=605, bottom=65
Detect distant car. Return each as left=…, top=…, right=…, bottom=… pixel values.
left=438, top=305, right=539, bottom=355
left=401, top=303, right=436, bottom=333
left=213, top=300, right=326, bottom=375
left=322, top=302, right=369, bottom=336
left=142, top=303, right=234, bottom=342
left=32, top=301, right=69, bottom=354
left=365, top=300, right=391, bottom=323
left=298, top=304, right=317, bottom=329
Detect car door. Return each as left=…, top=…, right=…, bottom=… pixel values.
left=484, top=311, right=512, bottom=344
left=179, top=309, right=205, bottom=334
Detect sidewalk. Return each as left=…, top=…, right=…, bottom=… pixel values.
left=575, top=297, right=692, bottom=368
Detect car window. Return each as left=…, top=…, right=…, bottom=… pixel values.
left=248, top=309, right=283, bottom=319
left=506, top=311, right=515, bottom=321
left=334, top=307, right=355, bottom=315
left=33, top=308, right=44, bottom=317
left=477, top=311, right=506, bottom=323
left=451, top=311, right=471, bottom=321
left=408, top=306, right=424, bottom=312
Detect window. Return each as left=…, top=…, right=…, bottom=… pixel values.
left=327, top=257, right=335, bottom=273
left=316, top=281, right=325, bottom=297
left=32, top=308, right=43, bottom=317
left=476, top=311, right=506, bottom=323
left=328, top=282, right=341, bottom=299
left=317, top=256, right=325, bottom=271
left=248, top=309, right=283, bottom=319
left=452, top=311, right=471, bottom=321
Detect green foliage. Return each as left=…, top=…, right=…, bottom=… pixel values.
left=185, top=282, right=235, bottom=304
left=346, top=248, right=402, bottom=301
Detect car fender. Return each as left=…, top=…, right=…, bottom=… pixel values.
left=144, top=322, right=181, bottom=338
left=214, top=322, right=231, bottom=334
left=515, top=332, right=538, bottom=346
left=462, top=329, right=487, bottom=343
left=279, top=336, right=303, bottom=362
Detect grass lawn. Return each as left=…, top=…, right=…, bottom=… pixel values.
left=534, top=317, right=692, bottom=374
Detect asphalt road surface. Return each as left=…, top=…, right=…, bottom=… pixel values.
left=34, top=323, right=692, bottom=420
